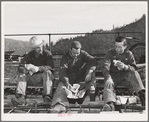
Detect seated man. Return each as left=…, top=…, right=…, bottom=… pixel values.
left=51, top=41, right=97, bottom=113
left=11, top=36, right=54, bottom=105
left=102, top=36, right=145, bottom=111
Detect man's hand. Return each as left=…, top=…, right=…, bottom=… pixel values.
left=25, top=64, right=34, bottom=70
left=25, top=64, right=39, bottom=74
left=116, top=61, right=128, bottom=70
left=67, top=84, right=73, bottom=91
left=63, top=84, right=81, bottom=98
left=68, top=84, right=80, bottom=94
left=113, top=60, right=128, bottom=70
left=77, top=89, right=86, bottom=98
left=105, top=75, right=114, bottom=89
left=32, top=66, right=39, bottom=72
left=85, top=69, right=93, bottom=82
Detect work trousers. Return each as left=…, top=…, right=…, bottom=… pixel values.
left=16, top=70, right=54, bottom=97
left=51, top=72, right=96, bottom=108
left=103, top=70, right=145, bottom=104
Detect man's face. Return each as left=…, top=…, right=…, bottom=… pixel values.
left=34, top=46, right=43, bottom=54
left=71, top=48, right=80, bottom=58
left=115, top=42, right=127, bottom=54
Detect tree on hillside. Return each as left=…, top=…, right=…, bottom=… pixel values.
left=52, top=14, right=145, bottom=55
left=5, top=14, right=145, bottom=56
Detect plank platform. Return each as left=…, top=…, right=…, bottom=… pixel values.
left=4, top=94, right=145, bottom=114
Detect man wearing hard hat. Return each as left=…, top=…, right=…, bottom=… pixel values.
left=11, top=36, right=54, bottom=105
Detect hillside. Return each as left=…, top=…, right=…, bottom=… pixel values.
left=52, top=14, right=145, bottom=55
left=5, top=39, right=31, bottom=56
left=5, top=14, right=145, bottom=55
left=112, top=14, right=145, bottom=43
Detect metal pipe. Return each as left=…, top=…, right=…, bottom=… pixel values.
left=27, top=108, right=32, bottom=113
left=4, top=31, right=142, bottom=36
left=7, top=107, right=16, bottom=113
left=48, top=34, right=51, bottom=52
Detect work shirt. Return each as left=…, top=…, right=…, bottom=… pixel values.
left=59, top=50, right=97, bottom=85
left=102, top=48, right=137, bottom=79
left=19, top=49, right=54, bottom=72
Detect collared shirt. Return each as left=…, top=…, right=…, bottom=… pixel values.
left=20, top=49, right=54, bottom=72
left=59, top=50, right=97, bottom=85
left=34, top=49, right=43, bottom=58
left=102, top=48, right=137, bottom=78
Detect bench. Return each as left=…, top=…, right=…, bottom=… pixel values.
left=4, top=56, right=146, bottom=113
left=4, top=54, right=146, bottom=96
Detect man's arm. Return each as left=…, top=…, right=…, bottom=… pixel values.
left=18, top=53, right=30, bottom=74
left=102, top=51, right=111, bottom=79
left=81, top=51, right=97, bottom=86
left=113, top=51, right=137, bottom=71
left=38, top=52, right=54, bottom=72
left=59, top=55, right=70, bottom=88
left=82, top=51, right=97, bottom=73
left=123, top=51, right=137, bottom=71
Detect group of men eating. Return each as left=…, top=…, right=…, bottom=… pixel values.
left=11, top=36, right=145, bottom=113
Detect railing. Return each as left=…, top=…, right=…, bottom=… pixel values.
left=5, top=31, right=142, bottom=51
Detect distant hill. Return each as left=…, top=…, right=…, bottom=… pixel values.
left=5, top=38, right=31, bottom=56
left=52, top=14, right=145, bottom=55
left=112, top=14, right=145, bottom=43
left=5, top=14, right=145, bottom=55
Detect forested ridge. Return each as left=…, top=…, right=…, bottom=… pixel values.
left=5, top=14, right=145, bottom=55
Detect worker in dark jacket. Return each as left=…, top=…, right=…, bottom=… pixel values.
left=11, top=36, right=54, bottom=105
left=102, top=36, right=145, bottom=111
left=51, top=41, right=97, bottom=113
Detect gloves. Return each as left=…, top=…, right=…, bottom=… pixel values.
left=113, top=60, right=128, bottom=70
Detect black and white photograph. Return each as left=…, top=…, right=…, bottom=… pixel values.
left=1, top=1, right=148, bottom=121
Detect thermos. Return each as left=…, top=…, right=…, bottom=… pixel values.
left=90, top=85, right=95, bottom=101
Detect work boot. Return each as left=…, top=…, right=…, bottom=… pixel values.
left=138, top=89, right=145, bottom=106
left=102, top=102, right=115, bottom=111
left=51, top=103, right=66, bottom=113
left=43, top=95, right=52, bottom=104
left=115, top=99, right=122, bottom=113
left=11, top=94, right=26, bottom=106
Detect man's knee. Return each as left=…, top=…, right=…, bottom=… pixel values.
left=127, top=70, right=139, bottom=78
left=18, top=74, right=28, bottom=82
left=91, top=72, right=96, bottom=80
left=42, top=70, right=54, bottom=80
left=46, top=70, right=53, bottom=75
left=104, top=78, right=114, bottom=89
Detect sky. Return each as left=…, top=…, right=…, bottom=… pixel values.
left=2, top=1, right=147, bottom=44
